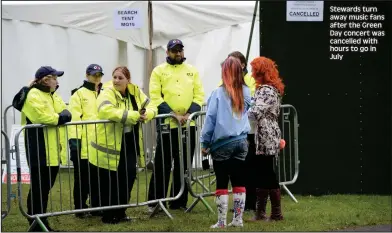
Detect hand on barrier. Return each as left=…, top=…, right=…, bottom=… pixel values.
left=201, top=148, right=210, bottom=156
left=58, top=109, right=72, bottom=125
left=180, top=113, right=191, bottom=125
left=138, top=112, right=148, bottom=123
left=279, top=139, right=286, bottom=150
left=171, top=113, right=184, bottom=125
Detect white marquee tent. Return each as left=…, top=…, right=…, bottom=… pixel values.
left=1, top=0, right=260, bottom=171
left=1, top=1, right=260, bottom=134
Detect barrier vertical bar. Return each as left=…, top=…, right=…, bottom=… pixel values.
left=1, top=130, right=12, bottom=219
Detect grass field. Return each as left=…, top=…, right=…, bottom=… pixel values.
left=1, top=170, right=391, bottom=232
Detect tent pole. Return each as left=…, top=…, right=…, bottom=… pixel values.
left=145, top=0, right=153, bottom=94
left=259, top=1, right=263, bottom=56
left=245, top=0, right=259, bottom=63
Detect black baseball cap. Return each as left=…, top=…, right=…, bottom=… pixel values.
left=86, top=64, right=104, bottom=75
left=167, top=39, right=184, bottom=49
left=35, top=66, right=64, bottom=80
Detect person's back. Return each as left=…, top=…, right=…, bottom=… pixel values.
left=201, top=57, right=251, bottom=229
left=201, top=85, right=251, bottom=152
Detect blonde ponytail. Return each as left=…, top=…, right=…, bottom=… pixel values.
left=28, top=79, right=37, bottom=88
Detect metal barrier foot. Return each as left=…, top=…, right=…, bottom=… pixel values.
left=149, top=201, right=173, bottom=220
left=185, top=197, right=214, bottom=214
left=281, top=184, right=298, bottom=203
left=192, top=178, right=211, bottom=193
left=28, top=217, right=49, bottom=232
left=209, top=177, right=216, bottom=186
left=185, top=198, right=199, bottom=213
left=200, top=196, right=215, bottom=214
left=2, top=211, right=7, bottom=220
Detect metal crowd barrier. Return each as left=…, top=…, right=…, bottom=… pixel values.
left=13, top=114, right=185, bottom=232
left=276, top=104, right=300, bottom=203
left=184, top=104, right=300, bottom=213
left=3, top=104, right=73, bottom=169
left=184, top=111, right=216, bottom=213
left=3, top=104, right=17, bottom=135
left=1, top=130, right=12, bottom=220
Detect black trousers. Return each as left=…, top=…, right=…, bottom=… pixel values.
left=70, top=154, right=90, bottom=210
left=88, top=162, right=100, bottom=209
left=27, top=165, right=59, bottom=225
left=255, top=156, right=280, bottom=189
left=213, top=158, right=246, bottom=190
left=95, top=132, right=137, bottom=222
left=244, top=134, right=257, bottom=210
left=148, top=126, right=196, bottom=208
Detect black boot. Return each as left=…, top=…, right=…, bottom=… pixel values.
left=244, top=187, right=256, bottom=211
left=248, top=188, right=268, bottom=221
left=269, top=188, right=283, bottom=221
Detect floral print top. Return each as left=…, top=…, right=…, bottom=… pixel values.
left=248, top=85, right=282, bottom=156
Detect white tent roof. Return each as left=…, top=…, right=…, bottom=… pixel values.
left=2, top=1, right=258, bottom=49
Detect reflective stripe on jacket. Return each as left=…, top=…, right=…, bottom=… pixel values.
left=88, top=81, right=156, bottom=171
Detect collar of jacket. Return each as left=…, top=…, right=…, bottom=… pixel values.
left=83, top=80, right=102, bottom=92
left=33, top=83, right=58, bottom=94
left=106, top=82, right=139, bottom=100
left=243, top=67, right=248, bottom=75
left=166, top=56, right=187, bottom=65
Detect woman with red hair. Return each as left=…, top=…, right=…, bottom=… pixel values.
left=201, top=57, right=251, bottom=228
left=248, top=56, right=285, bottom=221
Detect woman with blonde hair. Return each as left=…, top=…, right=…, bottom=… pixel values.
left=88, top=66, right=156, bottom=224
left=13, top=66, right=71, bottom=231
left=248, top=56, right=285, bottom=221
left=201, top=57, right=251, bottom=228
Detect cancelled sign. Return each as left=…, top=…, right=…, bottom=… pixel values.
left=287, top=1, right=324, bottom=22
left=114, top=9, right=142, bottom=29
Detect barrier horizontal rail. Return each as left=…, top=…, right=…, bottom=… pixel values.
left=1, top=130, right=12, bottom=220
left=184, top=104, right=300, bottom=213
left=13, top=114, right=185, bottom=231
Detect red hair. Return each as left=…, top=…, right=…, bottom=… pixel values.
left=221, top=57, right=245, bottom=115
left=112, top=66, right=131, bottom=81
left=250, top=57, right=285, bottom=96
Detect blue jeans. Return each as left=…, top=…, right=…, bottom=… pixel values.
left=211, top=139, right=248, bottom=189
left=211, top=138, right=248, bottom=162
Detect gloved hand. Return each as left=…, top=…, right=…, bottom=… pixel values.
left=58, top=109, right=72, bottom=125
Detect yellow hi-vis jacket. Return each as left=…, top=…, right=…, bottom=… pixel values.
left=149, top=62, right=205, bottom=128
left=68, top=81, right=102, bottom=160
left=218, top=72, right=256, bottom=97
left=88, top=81, right=156, bottom=171
left=21, top=86, right=68, bottom=166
